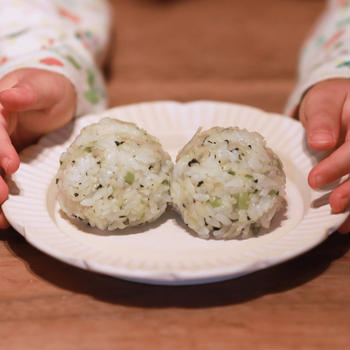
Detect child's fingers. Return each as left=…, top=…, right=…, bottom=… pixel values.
left=0, top=69, right=66, bottom=112
left=0, top=175, right=9, bottom=205
left=0, top=71, right=19, bottom=92
left=0, top=173, right=9, bottom=229
left=0, top=151, right=12, bottom=230
left=0, top=176, right=9, bottom=229
left=341, top=95, right=350, bottom=137
left=0, top=209, right=9, bottom=229
left=299, top=81, right=345, bottom=151
left=0, top=176, right=9, bottom=228
left=329, top=178, right=350, bottom=213
left=0, top=120, right=20, bottom=175
left=308, top=140, right=350, bottom=188
left=0, top=85, right=37, bottom=112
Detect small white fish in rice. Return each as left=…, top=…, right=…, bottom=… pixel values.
left=56, top=118, right=173, bottom=231
left=170, top=126, right=286, bottom=240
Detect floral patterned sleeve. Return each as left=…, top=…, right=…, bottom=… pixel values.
left=0, top=0, right=111, bottom=117
left=285, top=0, right=350, bottom=115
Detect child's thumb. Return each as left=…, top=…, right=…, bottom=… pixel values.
left=299, top=83, right=344, bottom=151
left=0, top=72, right=61, bottom=112
left=0, top=83, right=37, bottom=112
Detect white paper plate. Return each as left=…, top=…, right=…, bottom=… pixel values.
left=3, top=101, right=348, bottom=285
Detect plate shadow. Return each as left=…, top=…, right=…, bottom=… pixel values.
left=1, top=228, right=349, bottom=308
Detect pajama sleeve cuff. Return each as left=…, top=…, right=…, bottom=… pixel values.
left=284, top=59, right=350, bottom=117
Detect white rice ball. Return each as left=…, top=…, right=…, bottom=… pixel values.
left=56, top=118, right=173, bottom=231
left=170, top=127, right=286, bottom=240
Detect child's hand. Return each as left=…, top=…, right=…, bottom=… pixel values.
left=0, top=68, right=77, bottom=228
left=298, top=78, right=349, bottom=233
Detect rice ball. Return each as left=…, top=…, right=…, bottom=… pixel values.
left=170, top=127, right=286, bottom=240
left=56, top=118, right=173, bottom=231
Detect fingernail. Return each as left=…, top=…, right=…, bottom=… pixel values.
left=311, top=174, right=323, bottom=188
left=309, top=131, right=333, bottom=145
left=338, top=197, right=349, bottom=211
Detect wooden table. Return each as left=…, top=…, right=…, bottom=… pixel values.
left=1, top=1, right=349, bottom=349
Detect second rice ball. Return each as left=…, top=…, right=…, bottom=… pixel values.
left=170, top=127, right=286, bottom=240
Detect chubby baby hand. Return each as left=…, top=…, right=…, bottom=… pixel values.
left=298, top=78, right=350, bottom=233
left=0, top=68, right=77, bottom=228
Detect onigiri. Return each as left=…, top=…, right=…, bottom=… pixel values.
left=170, top=126, right=286, bottom=240
left=56, top=118, right=173, bottom=231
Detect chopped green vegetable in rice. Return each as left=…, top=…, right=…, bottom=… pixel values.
left=124, top=172, right=135, bottom=185
left=207, top=197, right=222, bottom=208
left=238, top=192, right=249, bottom=210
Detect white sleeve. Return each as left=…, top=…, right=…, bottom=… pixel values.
left=285, top=0, right=350, bottom=115
left=0, top=0, right=112, bottom=116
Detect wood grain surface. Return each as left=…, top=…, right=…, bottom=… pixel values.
left=1, top=1, right=349, bottom=349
